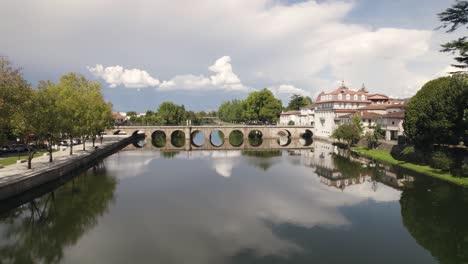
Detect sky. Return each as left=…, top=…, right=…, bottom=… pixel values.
left=0, top=0, right=465, bottom=112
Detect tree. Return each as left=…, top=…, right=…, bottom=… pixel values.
left=332, top=115, right=364, bottom=149
left=365, top=123, right=385, bottom=149
left=404, top=75, right=468, bottom=148
left=34, top=83, right=63, bottom=162
left=0, top=57, right=32, bottom=145
left=438, top=0, right=468, bottom=70
left=243, top=89, right=282, bottom=122
left=286, top=94, right=312, bottom=111
left=218, top=100, right=245, bottom=123
left=157, top=102, right=186, bottom=125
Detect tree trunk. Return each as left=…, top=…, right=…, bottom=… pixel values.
left=28, top=150, right=33, bottom=169
left=82, top=137, right=86, bottom=151
left=92, top=137, right=96, bottom=147
left=69, top=137, right=73, bottom=155
left=48, top=143, right=53, bottom=163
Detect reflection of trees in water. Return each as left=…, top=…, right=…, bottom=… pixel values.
left=152, top=131, right=166, bottom=148
left=229, top=130, right=243, bottom=147
left=332, top=154, right=368, bottom=179
left=242, top=151, right=282, bottom=171
left=0, top=167, right=117, bottom=263
left=161, top=151, right=180, bottom=159
left=171, top=131, right=185, bottom=147
left=401, top=181, right=468, bottom=263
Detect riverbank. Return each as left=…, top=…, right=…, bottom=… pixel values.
left=352, top=147, right=468, bottom=187
left=0, top=136, right=133, bottom=201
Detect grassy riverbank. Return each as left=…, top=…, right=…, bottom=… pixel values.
left=352, top=147, right=468, bottom=187
left=0, top=151, right=49, bottom=167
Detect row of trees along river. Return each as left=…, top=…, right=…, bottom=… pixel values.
left=0, top=57, right=113, bottom=169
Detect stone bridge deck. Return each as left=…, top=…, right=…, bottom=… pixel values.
left=108, top=125, right=315, bottom=151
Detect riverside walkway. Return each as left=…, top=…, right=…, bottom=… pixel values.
left=0, top=136, right=131, bottom=201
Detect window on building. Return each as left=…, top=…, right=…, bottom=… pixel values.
left=361, top=95, right=365, bottom=101
left=346, top=94, right=350, bottom=100
left=338, top=94, right=342, bottom=100
left=392, top=121, right=395, bottom=125
left=354, top=95, right=358, bottom=100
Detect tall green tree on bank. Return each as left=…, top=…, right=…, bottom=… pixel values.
left=286, top=94, right=312, bottom=111
left=0, top=57, right=33, bottom=144
left=35, top=82, right=62, bottom=162
left=404, top=75, right=468, bottom=148
left=331, top=115, right=364, bottom=148
left=243, top=89, right=282, bottom=122
left=438, top=0, right=468, bottom=70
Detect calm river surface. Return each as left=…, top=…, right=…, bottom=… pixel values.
left=0, top=141, right=467, bottom=263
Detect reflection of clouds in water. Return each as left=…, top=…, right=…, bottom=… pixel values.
left=179, top=151, right=242, bottom=178
left=69, top=150, right=402, bottom=264
left=104, top=151, right=160, bottom=179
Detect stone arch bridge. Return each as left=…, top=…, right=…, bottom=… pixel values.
left=107, top=125, right=314, bottom=151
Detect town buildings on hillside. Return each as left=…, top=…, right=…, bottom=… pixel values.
left=280, top=83, right=406, bottom=141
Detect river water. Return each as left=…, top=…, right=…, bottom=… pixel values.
left=0, top=141, right=467, bottom=263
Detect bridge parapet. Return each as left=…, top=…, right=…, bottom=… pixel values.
left=108, top=125, right=315, bottom=151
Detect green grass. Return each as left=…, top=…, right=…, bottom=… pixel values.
left=352, top=146, right=468, bottom=187
left=0, top=151, right=49, bottom=167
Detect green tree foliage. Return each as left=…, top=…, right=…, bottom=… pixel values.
left=0, top=57, right=33, bottom=144
left=286, top=94, right=312, bottom=111
left=1, top=59, right=113, bottom=168
left=157, top=102, right=187, bottom=125
left=243, top=89, right=282, bottom=122
left=218, top=100, right=245, bottom=123
left=365, top=123, right=385, bottom=149
left=332, top=115, right=364, bottom=148
left=438, top=0, right=468, bottom=69
left=404, top=75, right=468, bottom=148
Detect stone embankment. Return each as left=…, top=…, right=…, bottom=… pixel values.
left=0, top=136, right=133, bottom=201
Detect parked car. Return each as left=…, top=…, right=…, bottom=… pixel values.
left=59, top=140, right=69, bottom=146
left=1, top=146, right=12, bottom=153
left=10, top=144, right=27, bottom=152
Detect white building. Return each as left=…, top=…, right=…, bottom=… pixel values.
left=314, top=84, right=371, bottom=138
left=279, top=83, right=406, bottom=141
left=279, top=104, right=315, bottom=126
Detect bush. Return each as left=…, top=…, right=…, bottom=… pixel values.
left=288, top=120, right=295, bottom=126
left=399, top=146, right=426, bottom=164
left=431, top=151, right=453, bottom=172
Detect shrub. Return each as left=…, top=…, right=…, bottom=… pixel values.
left=431, top=151, right=453, bottom=172
left=288, top=120, right=295, bottom=126
left=399, top=146, right=426, bottom=163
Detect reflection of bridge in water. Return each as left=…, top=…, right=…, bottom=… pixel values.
left=108, top=125, right=315, bottom=151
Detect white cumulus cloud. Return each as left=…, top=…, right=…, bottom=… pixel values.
left=159, top=56, right=247, bottom=92
left=90, top=56, right=248, bottom=92
left=268, top=84, right=311, bottom=103
left=87, top=64, right=160, bottom=88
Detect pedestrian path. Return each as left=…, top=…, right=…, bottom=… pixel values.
left=0, top=139, right=117, bottom=184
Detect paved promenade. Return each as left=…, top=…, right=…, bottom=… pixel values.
left=0, top=137, right=121, bottom=186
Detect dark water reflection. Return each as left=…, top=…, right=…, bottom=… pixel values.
left=0, top=141, right=467, bottom=263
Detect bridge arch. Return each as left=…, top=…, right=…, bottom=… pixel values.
left=248, top=130, right=263, bottom=147
left=228, top=130, right=244, bottom=147
left=132, top=130, right=146, bottom=137
left=151, top=130, right=166, bottom=148
left=170, top=130, right=185, bottom=148
left=210, top=130, right=225, bottom=147
left=191, top=130, right=205, bottom=147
